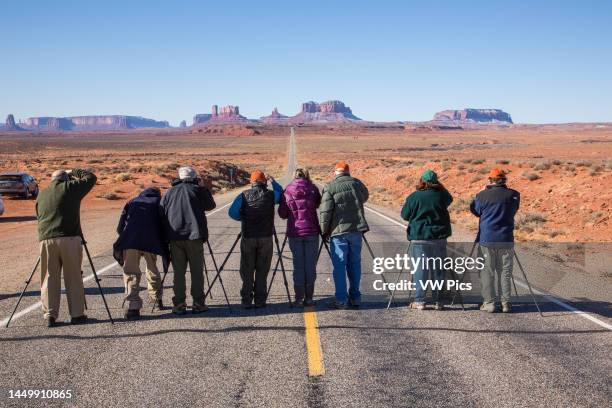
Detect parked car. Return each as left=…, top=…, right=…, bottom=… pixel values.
left=0, top=194, right=4, bottom=216
left=0, top=173, right=39, bottom=199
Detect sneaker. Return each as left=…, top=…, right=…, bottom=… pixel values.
left=192, top=303, right=209, bottom=314
left=480, top=302, right=497, bottom=313
left=433, top=302, right=445, bottom=311
left=70, top=315, right=88, bottom=325
left=329, top=300, right=347, bottom=310
left=303, top=299, right=315, bottom=307
left=502, top=302, right=512, bottom=313
left=172, top=303, right=187, bottom=315
left=348, top=298, right=361, bottom=309
left=124, top=309, right=141, bottom=320
left=46, top=317, right=57, bottom=328
left=410, top=302, right=426, bottom=310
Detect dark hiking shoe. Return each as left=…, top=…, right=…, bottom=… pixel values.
left=348, top=298, right=361, bottom=309
left=46, top=317, right=57, bottom=328
left=303, top=299, right=315, bottom=307
left=241, top=300, right=254, bottom=309
left=70, top=315, right=88, bottom=325
left=192, top=303, right=209, bottom=314
left=124, top=309, right=141, bottom=320
left=172, top=303, right=187, bottom=315
left=329, top=301, right=347, bottom=310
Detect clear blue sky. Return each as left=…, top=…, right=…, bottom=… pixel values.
left=2, top=0, right=611, bottom=125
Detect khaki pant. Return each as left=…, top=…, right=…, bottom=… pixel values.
left=480, top=245, right=514, bottom=303
left=40, top=236, right=85, bottom=319
left=123, top=249, right=163, bottom=310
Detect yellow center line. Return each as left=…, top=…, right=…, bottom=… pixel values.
left=303, top=306, right=325, bottom=377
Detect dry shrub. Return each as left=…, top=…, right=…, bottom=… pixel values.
left=472, top=159, right=485, bottom=165
left=496, top=159, right=510, bottom=165
left=96, top=192, right=121, bottom=200
left=522, top=172, right=540, bottom=181
left=115, top=173, right=132, bottom=182
left=533, top=162, right=551, bottom=171
left=516, top=212, right=546, bottom=232
left=576, top=160, right=592, bottom=167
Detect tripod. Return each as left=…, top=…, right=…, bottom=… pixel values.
left=450, top=242, right=542, bottom=316
left=385, top=242, right=412, bottom=310
left=6, top=234, right=114, bottom=328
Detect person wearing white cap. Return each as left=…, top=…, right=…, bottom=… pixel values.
left=160, top=166, right=216, bottom=315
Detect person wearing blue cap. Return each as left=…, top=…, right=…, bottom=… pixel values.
left=400, top=169, right=453, bottom=310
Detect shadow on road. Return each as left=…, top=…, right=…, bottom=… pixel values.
left=0, top=215, right=37, bottom=223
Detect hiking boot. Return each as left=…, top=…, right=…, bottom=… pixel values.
left=172, top=303, right=187, bottom=315
left=192, top=303, right=209, bottom=314
left=46, top=317, right=57, bottom=328
left=70, top=315, right=88, bottom=325
left=295, top=297, right=305, bottom=307
left=480, top=302, right=497, bottom=313
left=410, top=302, right=426, bottom=310
left=124, top=309, right=141, bottom=321
left=348, top=298, right=361, bottom=309
left=502, top=302, right=512, bottom=313
left=329, top=300, right=347, bottom=310
left=303, top=299, right=315, bottom=307
left=433, top=302, right=445, bottom=311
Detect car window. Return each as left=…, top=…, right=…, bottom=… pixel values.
left=0, top=175, right=22, bottom=182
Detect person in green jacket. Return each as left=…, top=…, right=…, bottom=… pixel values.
left=400, top=169, right=453, bottom=311
left=36, top=168, right=97, bottom=327
left=320, top=161, right=369, bottom=309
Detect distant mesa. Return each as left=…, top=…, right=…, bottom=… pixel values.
left=260, top=107, right=289, bottom=124
left=193, top=105, right=251, bottom=125
left=8, top=115, right=170, bottom=131
left=179, top=120, right=187, bottom=128
left=288, top=100, right=361, bottom=124
left=4, top=114, right=22, bottom=131
left=433, top=109, right=513, bottom=124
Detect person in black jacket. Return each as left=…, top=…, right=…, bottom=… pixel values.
left=113, top=187, right=168, bottom=320
left=160, top=166, right=216, bottom=315
left=470, top=168, right=520, bottom=313
left=228, top=170, right=282, bottom=308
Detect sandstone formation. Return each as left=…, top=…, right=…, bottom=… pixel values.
left=433, top=109, right=513, bottom=124
left=4, top=114, right=21, bottom=131
left=18, top=115, right=169, bottom=131
left=193, top=105, right=250, bottom=125
left=260, top=107, right=289, bottom=124
left=288, top=100, right=361, bottom=124
left=179, top=120, right=187, bottom=128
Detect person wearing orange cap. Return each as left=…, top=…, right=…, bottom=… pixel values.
left=470, top=167, right=520, bottom=313
left=228, top=170, right=283, bottom=308
left=319, top=161, right=369, bottom=309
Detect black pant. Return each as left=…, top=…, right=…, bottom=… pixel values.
left=239, top=236, right=273, bottom=305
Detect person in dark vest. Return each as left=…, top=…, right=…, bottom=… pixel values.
left=113, top=187, right=169, bottom=320
left=228, top=170, right=282, bottom=308
left=470, top=168, right=520, bottom=313
left=160, top=166, right=216, bottom=315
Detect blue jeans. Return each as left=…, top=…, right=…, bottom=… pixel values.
left=288, top=235, right=319, bottom=301
left=330, top=232, right=363, bottom=303
left=411, top=241, right=447, bottom=303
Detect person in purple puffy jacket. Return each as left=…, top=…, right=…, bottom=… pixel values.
left=278, top=168, right=322, bottom=307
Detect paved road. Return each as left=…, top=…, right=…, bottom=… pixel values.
left=0, top=129, right=610, bottom=407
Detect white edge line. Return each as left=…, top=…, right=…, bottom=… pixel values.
left=364, top=205, right=612, bottom=331
left=2, top=201, right=234, bottom=326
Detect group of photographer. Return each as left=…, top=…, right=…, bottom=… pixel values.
left=34, top=159, right=519, bottom=327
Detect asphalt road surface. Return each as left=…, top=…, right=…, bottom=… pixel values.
left=0, top=129, right=610, bottom=407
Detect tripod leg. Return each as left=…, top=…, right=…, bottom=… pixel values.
left=511, top=273, right=519, bottom=297
left=268, top=234, right=288, bottom=295
left=362, top=234, right=393, bottom=297
left=451, top=242, right=478, bottom=307
left=6, top=257, right=40, bottom=328
left=386, top=242, right=412, bottom=310
left=204, top=233, right=240, bottom=299
left=273, top=229, right=292, bottom=307
left=81, top=237, right=114, bottom=324
left=206, top=240, right=232, bottom=311
left=81, top=270, right=88, bottom=310
left=513, top=250, right=543, bottom=317
left=203, top=250, right=213, bottom=301
left=448, top=269, right=465, bottom=311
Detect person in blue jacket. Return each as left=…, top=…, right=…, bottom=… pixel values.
left=470, top=168, right=520, bottom=313
left=228, top=170, right=282, bottom=308
left=113, top=187, right=169, bottom=320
